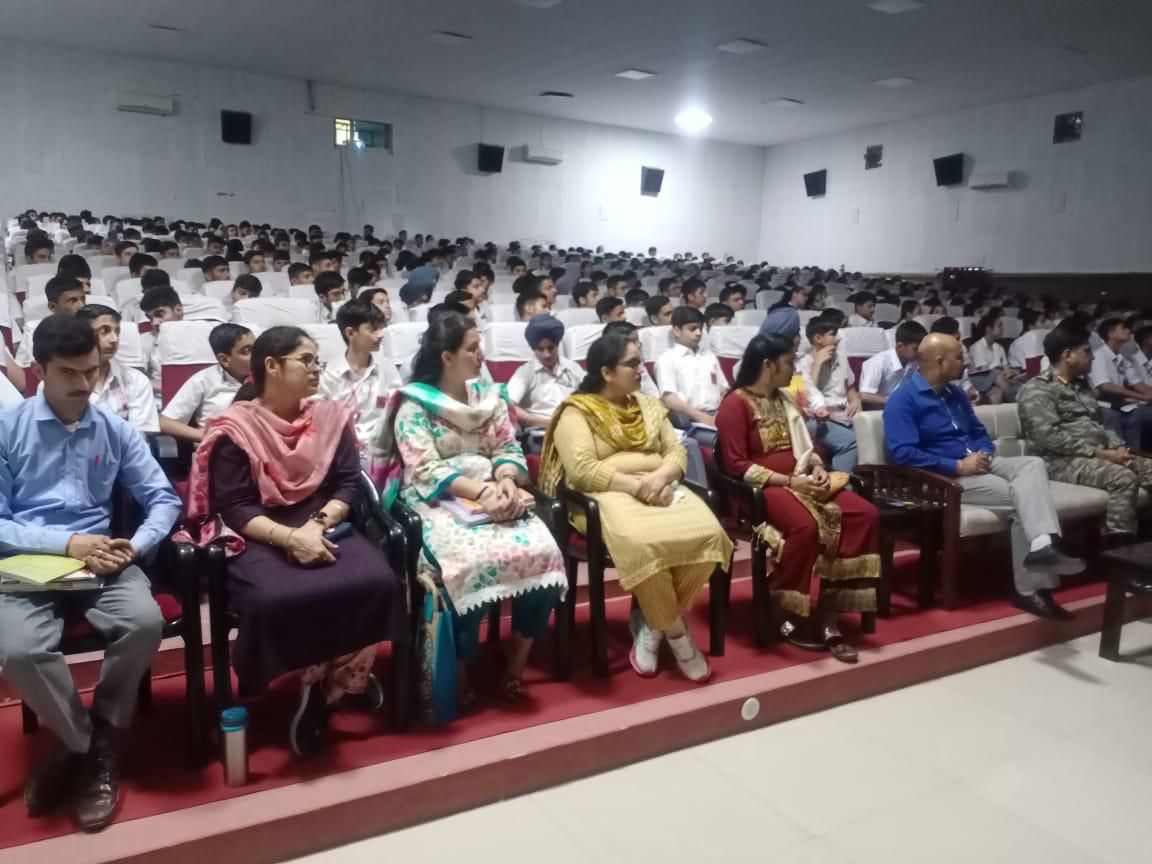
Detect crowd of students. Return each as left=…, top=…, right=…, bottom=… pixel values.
left=3, top=209, right=1150, bottom=833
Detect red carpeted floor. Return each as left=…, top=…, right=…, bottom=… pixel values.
left=0, top=554, right=1109, bottom=851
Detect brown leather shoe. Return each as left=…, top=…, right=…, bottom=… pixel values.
left=24, top=746, right=83, bottom=817
left=73, top=729, right=120, bottom=832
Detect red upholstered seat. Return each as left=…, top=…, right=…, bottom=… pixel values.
left=1025, top=356, right=1042, bottom=378
left=718, top=356, right=738, bottom=385
left=848, top=355, right=865, bottom=382
left=486, top=360, right=521, bottom=384
left=526, top=453, right=541, bottom=484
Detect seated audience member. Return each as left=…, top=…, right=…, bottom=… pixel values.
left=572, top=281, right=599, bottom=309
left=288, top=262, right=314, bottom=287
left=796, top=314, right=860, bottom=471
left=345, top=267, right=372, bottom=299
left=0, top=315, right=180, bottom=831
left=24, top=233, right=55, bottom=264
left=160, top=323, right=254, bottom=443
left=884, top=333, right=1084, bottom=618
left=719, top=283, right=746, bottom=312
left=359, top=287, right=392, bottom=323
left=967, top=313, right=1020, bottom=403
left=140, top=286, right=184, bottom=327
left=859, top=320, right=926, bottom=408
left=14, top=275, right=89, bottom=376
left=655, top=307, right=727, bottom=448
left=531, top=273, right=558, bottom=306
left=186, top=326, right=404, bottom=755
left=506, top=256, right=527, bottom=279
left=516, top=290, right=550, bottom=321
left=1017, top=325, right=1152, bottom=563
left=931, top=316, right=980, bottom=401
left=539, top=332, right=733, bottom=681
left=313, top=271, right=347, bottom=323
left=624, top=287, right=650, bottom=308
left=1090, top=317, right=1152, bottom=449
left=658, top=277, right=680, bottom=299
left=243, top=250, right=266, bottom=275
left=900, top=300, right=921, bottom=322
left=272, top=249, right=290, bottom=272
left=318, top=300, right=400, bottom=452
left=309, top=250, right=340, bottom=274
left=848, top=292, right=877, bottom=328
left=201, top=255, right=231, bottom=283
left=507, top=314, right=583, bottom=436
left=127, top=253, right=157, bottom=279
left=56, top=253, right=94, bottom=292
left=804, top=284, right=826, bottom=311
left=1132, top=326, right=1152, bottom=383
left=645, top=295, right=673, bottom=326
left=596, top=296, right=625, bottom=323
left=374, top=312, right=565, bottom=703
left=231, top=273, right=263, bottom=303
left=681, top=278, right=707, bottom=310
left=604, top=275, right=628, bottom=298
left=140, top=268, right=171, bottom=296
left=444, top=290, right=479, bottom=318
left=1007, top=309, right=1052, bottom=370
left=399, top=281, right=432, bottom=318
left=705, top=303, right=734, bottom=329
left=76, top=305, right=159, bottom=435
left=716, top=334, right=879, bottom=662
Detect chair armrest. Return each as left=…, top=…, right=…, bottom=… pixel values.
left=558, top=483, right=603, bottom=552
left=388, top=497, right=430, bottom=586
left=707, top=469, right=766, bottom=524
left=525, top=484, right=565, bottom=545
left=855, top=464, right=962, bottom=510
left=683, top=478, right=720, bottom=516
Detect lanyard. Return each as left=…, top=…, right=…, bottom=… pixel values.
left=939, top=390, right=974, bottom=455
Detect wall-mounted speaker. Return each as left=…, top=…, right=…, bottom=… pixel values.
left=477, top=143, right=505, bottom=173
left=803, top=169, right=827, bottom=197
left=1053, top=111, right=1083, bottom=144
left=220, top=110, right=252, bottom=145
left=641, top=166, right=664, bottom=197
left=933, top=153, right=965, bottom=187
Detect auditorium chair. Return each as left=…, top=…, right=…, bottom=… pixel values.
left=204, top=473, right=413, bottom=734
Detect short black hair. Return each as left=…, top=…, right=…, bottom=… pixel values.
left=596, top=296, right=624, bottom=320
left=360, top=286, right=388, bottom=306
left=287, top=262, right=312, bottom=282
left=128, top=252, right=157, bottom=276
left=894, top=320, right=928, bottom=346
left=658, top=277, right=675, bottom=295
left=516, top=290, right=545, bottom=319
left=314, top=270, right=345, bottom=297
left=705, top=303, right=734, bottom=325
left=453, top=270, right=476, bottom=291
left=900, top=299, right=921, bottom=319
left=572, top=282, right=597, bottom=305
left=853, top=291, right=876, bottom=307
left=346, top=267, right=372, bottom=289
left=1043, top=324, right=1092, bottom=364
left=140, top=286, right=182, bottom=315
left=444, top=290, right=475, bottom=307
left=624, top=287, right=649, bottom=306
left=233, top=273, right=263, bottom=297
left=606, top=274, right=627, bottom=293
left=645, top=295, right=670, bottom=320
left=141, top=268, right=170, bottom=291
left=683, top=277, right=706, bottom=296
left=506, top=255, right=526, bottom=272
left=24, top=234, right=55, bottom=259
left=1097, top=317, right=1125, bottom=341
left=930, top=316, right=961, bottom=337
left=208, top=322, right=253, bottom=356
left=308, top=249, right=337, bottom=267
left=45, top=275, right=84, bottom=305
left=76, top=303, right=121, bottom=323
left=243, top=249, right=264, bottom=265
left=806, top=314, right=839, bottom=342
left=56, top=254, right=91, bottom=281
left=201, top=255, right=228, bottom=275
left=336, top=299, right=386, bottom=344
left=719, top=284, right=746, bottom=303
left=671, top=306, right=704, bottom=328
left=32, top=313, right=98, bottom=366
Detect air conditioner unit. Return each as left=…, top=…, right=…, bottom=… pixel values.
left=116, top=92, right=176, bottom=117
left=969, top=170, right=1012, bottom=190
left=524, top=144, right=564, bottom=166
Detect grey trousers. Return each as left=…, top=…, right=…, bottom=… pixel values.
left=0, top=566, right=163, bottom=753
left=957, top=456, right=1063, bottom=594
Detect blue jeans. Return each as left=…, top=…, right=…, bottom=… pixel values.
left=1100, top=404, right=1152, bottom=451
left=807, top=418, right=858, bottom=473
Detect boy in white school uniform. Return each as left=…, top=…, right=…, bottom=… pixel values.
left=859, top=321, right=927, bottom=408
left=318, top=299, right=400, bottom=452
left=847, top=291, right=877, bottom=328
left=795, top=314, right=860, bottom=471
left=76, top=305, right=159, bottom=435
left=159, top=323, right=254, bottom=443
left=655, top=306, right=727, bottom=448
left=507, top=315, right=583, bottom=448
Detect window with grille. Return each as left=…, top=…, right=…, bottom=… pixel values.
left=334, top=117, right=393, bottom=152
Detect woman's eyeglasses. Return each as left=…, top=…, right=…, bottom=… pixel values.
left=282, top=353, right=325, bottom=371
left=616, top=358, right=644, bottom=369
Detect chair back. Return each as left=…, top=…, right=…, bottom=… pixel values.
left=734, top=309, right=766, bottom=327
left=563, top=323, right=605, bottom=362
left=639, top=325, right=673, bottom=362
left=158, top=320, right=218, bottom=404
left=255, top=271, right=290, bottom=296
left=233, top=297, right=317, bottom=329
left=556, top=308, right=598, bottom=327
left=708, top=325, right=757, bottom=359
left=839, top=326, right=889, bottom=358
left=300, top=323, right=345, bottom=365
left=853, top=411, right=889, bottom=466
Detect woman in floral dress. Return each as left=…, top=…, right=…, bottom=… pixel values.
left=375, top=311, right=566, bottom=703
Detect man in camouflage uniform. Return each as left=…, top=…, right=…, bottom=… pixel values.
left=1018, top=324, right=1152, bottom=548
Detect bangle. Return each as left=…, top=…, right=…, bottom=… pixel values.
left=285, top=528, right=297, bottom=548
left=785, top=475, right=794, bottom=489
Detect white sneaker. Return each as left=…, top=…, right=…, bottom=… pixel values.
left=667, top=630, right=711, bottom=683
left=629, top=610, right=663, bottom=678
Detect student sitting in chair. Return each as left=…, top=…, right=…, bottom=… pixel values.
left=76, top=305, right=159, bottom=435
left=243, top=250, right=266, bottom=274
left=859, top=320, right=926, bottom=408
left=705, top=303, right=734, bottom=329
left=507, top=314, right=584, bottom=445
left=847, top=291, right=877, bottom=328
left=0, top=315, right=181, bottom=832
left=200, top=255, right=231, bottom=284
left=230, top=273, right=263, bottom=304
left=160, top=323, right=254, bottom=443
left=655, top=306, right=727, bottom=450
left=287, top=262, right=314, bottom=288
left=313, top=271, right=347, bottom=324
left=516, top=289, right=551, bottom=322
left=24, top=233, right=55, bottom=264
left=645, top=295, right=673, bottom=326
left=596, top=296, right=626, bottom=324
left=719, top=283, right=746, bottom=312
left=681, top=277, right=708, bottom=311
left=360, top=287, right=393, bottom=323
left=795, top=313, right=861, bottom=472
left=127, top=253, right=158, bottom=280
left=572, top=281, right=599, bottom=309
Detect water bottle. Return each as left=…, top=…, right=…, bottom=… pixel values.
left=220, top=707, right=249, bottom=787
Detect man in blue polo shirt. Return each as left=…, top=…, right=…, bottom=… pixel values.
left=0, top=316, right=182, bottom=832
left=884, top=333, right=1083, bottom=619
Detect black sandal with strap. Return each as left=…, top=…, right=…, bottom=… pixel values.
left=780, top=619, right=829, bottom=653
left=823, top=628, right=858, bottom=664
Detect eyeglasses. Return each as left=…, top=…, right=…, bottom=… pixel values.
left=616, top=358, right=644, bottom=369
left=281, top=353, right=325, bottom=371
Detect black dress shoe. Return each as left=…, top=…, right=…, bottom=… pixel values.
left=24, top=746, right=83, bottom=817
left=74, top=730, right=120, bottom=832
left=1127, top=575, right=1152, bottom=596
left=1013, top=590, right=1074, bottom=620
left=1023, top=546, right=1086, bottom=577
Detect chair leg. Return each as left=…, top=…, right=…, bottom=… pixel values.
left=878, top=530, right=895, bottom=618
left=137, top=671, right=154, bottom=712
left=391, top=633, right=412, bottom=732
left=861, top=611, right=877, bottom=634
left=486, top=602, right=501, bottom=644
left=588, top=557, right=609, bottom=678
left=22, top=702, right=38, bottom=734
left=554, top=559, right=576, bottom=681
left=751, top=541, right=770, bottom=649
left=207, top=548, right=235, bottom=716
left=709, top=565, right=730, bottom=657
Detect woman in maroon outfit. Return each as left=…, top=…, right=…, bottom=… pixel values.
left=715, top=334, right=880, bottom=662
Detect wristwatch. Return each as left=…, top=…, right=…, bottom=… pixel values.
left=308, top=510, right=330, bottom=526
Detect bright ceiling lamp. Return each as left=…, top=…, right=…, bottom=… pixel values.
left=674, top=108, right=712, bottom=132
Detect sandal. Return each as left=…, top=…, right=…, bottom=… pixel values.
left=457, top=677, right=477, bottom=712
left=823, top=628, right=858, bottom=665
left=780, top=620, right=828, bottom=653
left=500, top=674, right=528, bottom=703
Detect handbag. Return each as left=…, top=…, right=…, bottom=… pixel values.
left=418, top=585, right=458, bottom=727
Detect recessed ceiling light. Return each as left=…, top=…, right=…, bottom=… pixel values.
left=147, top=23, right=187, bottom=32
left=874, top=76, right=917, bottom=88
left=429, top=31, right=473, bottom=45
left=717, top=39, right=765, bottom=54
left=513, top=0, right=563, bottom=7
left=767, top=98, right=805, bottom=107
left=615, top=69, right=657, bottom=80
left=868, top=0, right=925, bottom=13
left=539, top=90, right=575, bottom=99
left=674, top=108, right=712, bottom=133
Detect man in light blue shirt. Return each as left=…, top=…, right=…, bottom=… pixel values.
left=0, top=315, right=181, bottom=832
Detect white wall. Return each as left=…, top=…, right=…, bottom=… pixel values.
left=0, top=38, right=766, bottom=258
left=758, top=75, right=1152, bottom=274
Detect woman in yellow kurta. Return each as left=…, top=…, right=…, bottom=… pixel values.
left=539, top=332, right=734, bottom=683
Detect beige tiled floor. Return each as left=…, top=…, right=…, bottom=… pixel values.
left=290, top=620, right=1152, bottom=864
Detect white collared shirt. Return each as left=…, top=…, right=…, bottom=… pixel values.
left=1090, top=343, right=1140, bottom=390
left=14, top=319, right=40, bottom=368
left=91, top=359, right=159, bottom=434
left=847, top=313, right=876, bottom=329
left=506, top=356, right=583, bottom=419
left=967, top=338, right=1007, bottom=373
left=161, top=365, right=243, bottom=428
left=859, top=348, right=916, bottom=397
left=1133, top=350, right=1152, bottom=384
left=318, top=352, right=402, bottom=448
left=796, top=349, right=854, bottom=412
left=654, top=343, right=726, bottom=413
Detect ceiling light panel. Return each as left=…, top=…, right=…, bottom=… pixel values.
left=868, top=0, right=925, bottom=13
left=874, top=76, right=917, bottom=88
left=717, top=39, right=765, bottom=54
left=615, top=69, right=656, bottom=80
left=675, top=108, right=712, bottom=132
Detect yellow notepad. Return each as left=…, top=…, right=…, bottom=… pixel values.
left=0, top=555, right=88, bottom=585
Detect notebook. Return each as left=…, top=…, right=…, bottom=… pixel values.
left=1, top=570, right=103, bottom=593
left=0, top=554, right=88, bottom=586
left=441, top=488, right=536, bottom=526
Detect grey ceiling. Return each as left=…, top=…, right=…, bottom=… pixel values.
left=2, top=0, right=1151, bottom=145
